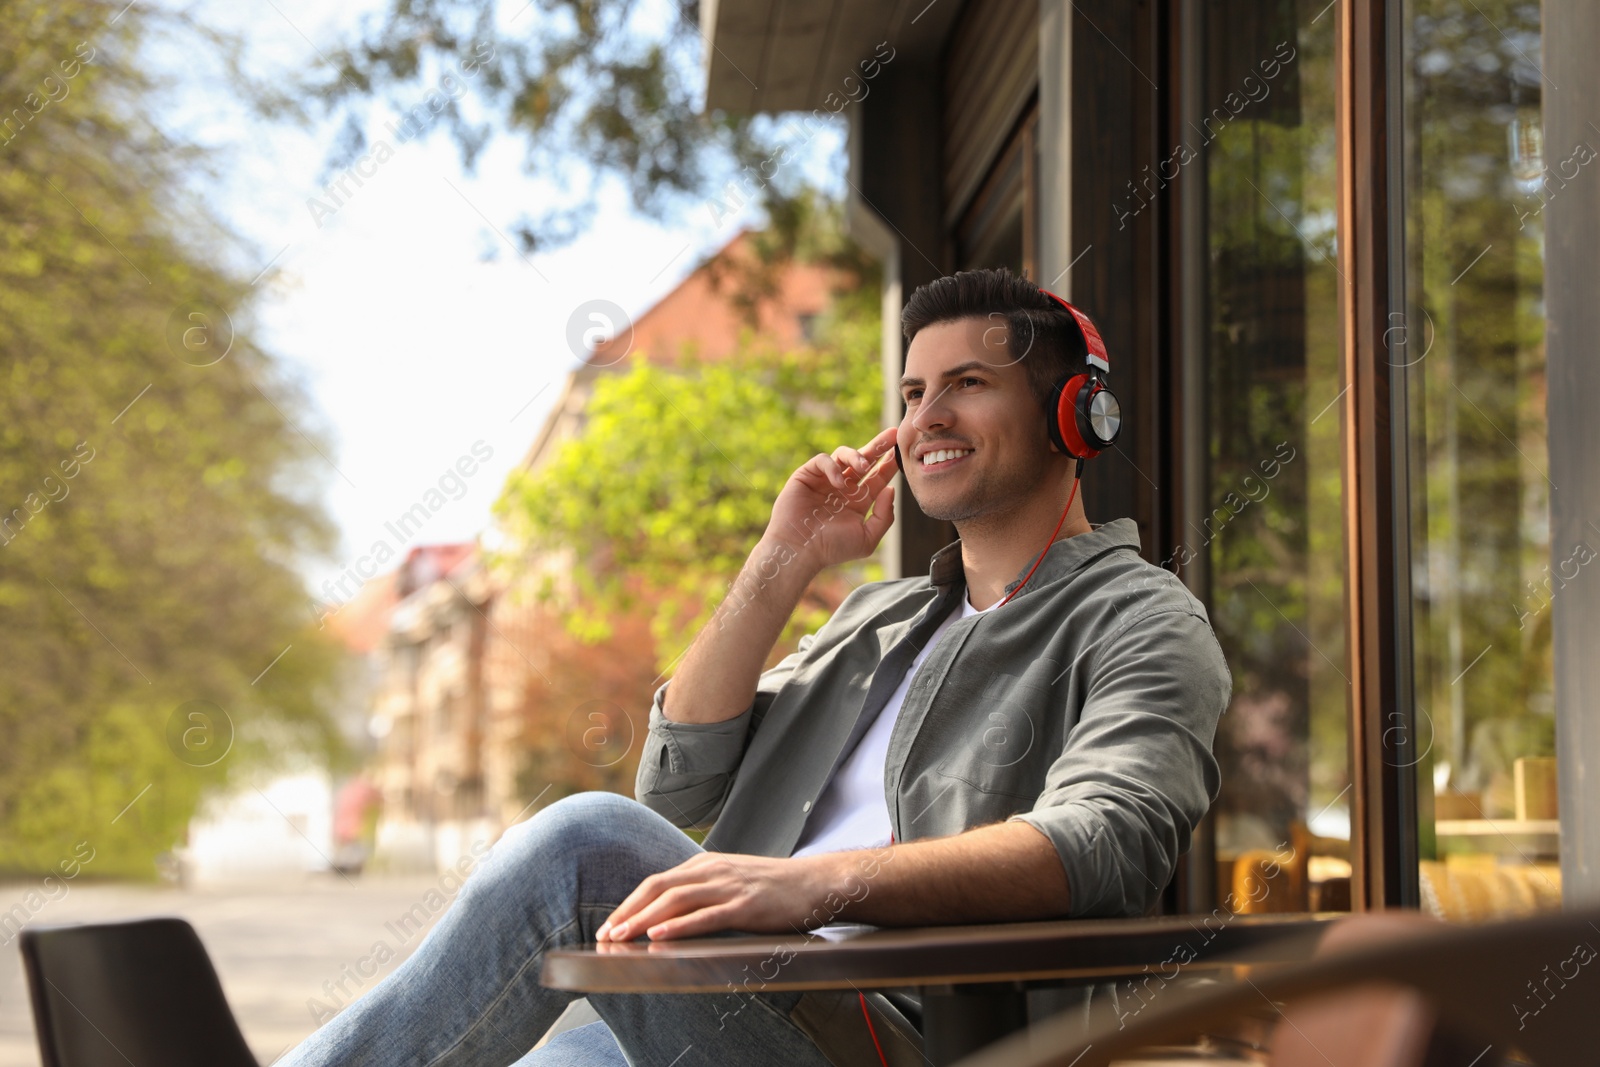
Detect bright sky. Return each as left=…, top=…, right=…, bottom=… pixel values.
left=150, top=0, right=844, bottom=602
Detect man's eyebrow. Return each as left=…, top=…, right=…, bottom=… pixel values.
left=898, top=360, right=994, bottom=392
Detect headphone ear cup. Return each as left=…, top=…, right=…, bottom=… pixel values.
left=1046, top=377, right=1071, bottom=455
left=1053, top=373, right=1100, bottom=460
left=1075, top=382, right=1122, bottom=452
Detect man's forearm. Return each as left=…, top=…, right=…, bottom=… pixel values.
left=818, top=821, right=1072, bottom=927
left=661, top=536, right=822, bottom=725
left=596, top=819, right=1073, bottom=943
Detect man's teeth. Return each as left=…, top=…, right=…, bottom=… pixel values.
left=921, top=449, right=973, bottom=466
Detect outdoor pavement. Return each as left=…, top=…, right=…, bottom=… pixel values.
left=0, top=873, right=468, bottom=1066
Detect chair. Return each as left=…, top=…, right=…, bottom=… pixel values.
left=952, top=905, right=1600, bottom=1066
left=20, top=917, right=258, bottom=1067
left=1419, top=858, right=1563, bottom=921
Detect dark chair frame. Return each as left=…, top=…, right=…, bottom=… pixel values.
left=950, top=905, right=1600, bottom=1067
left=20, top=916, right=258, bottom=1067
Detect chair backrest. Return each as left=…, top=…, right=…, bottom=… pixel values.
left=957, top=905, right=1600, bottom=1067
left=1262, top=912, right=1455, bottom=1067
left=20, top=917, right=258, bottom=1067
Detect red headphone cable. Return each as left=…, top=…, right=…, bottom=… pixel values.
left=855, top=461, right=1080, bottom=1060
left=858, top=992, right=890, bottom=1066
left=998, top=458, right=1084, bottom=608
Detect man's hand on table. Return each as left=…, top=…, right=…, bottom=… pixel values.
left=595, top=849, right=874, bottom=942
left=594, top=821, right=1071, bottom=942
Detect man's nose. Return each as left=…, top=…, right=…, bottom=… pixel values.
left=910, top=383, right=955, bottom=434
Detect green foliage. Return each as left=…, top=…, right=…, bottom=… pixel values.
left=1200, top=0, right=1555, bottom=841
left=493, top=266, right=884, bottom=674
left=0, top=0, right=343, bottom=876
left=275, top=0, right=836, bottom=259
left=1403, top=0, right=1553, bottom=814
left=1199, top=9, right=1347, bottom=838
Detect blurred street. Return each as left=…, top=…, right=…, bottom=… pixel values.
left=0, top=875, right=460, bottom=1066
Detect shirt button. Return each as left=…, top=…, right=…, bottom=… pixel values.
left=802, top=801, right=812, bottom=813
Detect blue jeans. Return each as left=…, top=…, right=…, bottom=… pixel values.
left=277, top=792, right=837, bottom=1067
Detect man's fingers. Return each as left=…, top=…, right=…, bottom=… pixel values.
left=802, top=429, right=899, bottom=503
left=599, top=892, right=650, bottom=937
left=847, top=447, right=898, bottom=512
left=832, top=445, right=867, bottom=471
left=834, top=429, right=898, bottom=486
left=808, top=452, right=849, bottom=493
left=866, top=441, right=899, bottom=488
left=834, top=449, right=869, bottom=494
left=634, top=882, right=727, bottom=935
left=599, top=862, right=703, bottom=937
left=607, top=882, right=732, bottom=941
left=838, top=441, right=900, bottom=506
left=863, top=481, right=895, bottom=541
left=645, top=901, right=746, bottom=941
left=865, top=425, right=898, bottom=455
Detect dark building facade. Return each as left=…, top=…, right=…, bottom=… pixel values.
left=701, top=0, right=1599, bottom=916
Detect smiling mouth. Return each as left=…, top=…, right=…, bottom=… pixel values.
left=919, top=448, right=973, bottom=471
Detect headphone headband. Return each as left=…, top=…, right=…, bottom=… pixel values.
left=1037, top=289, right=1111, bottom=375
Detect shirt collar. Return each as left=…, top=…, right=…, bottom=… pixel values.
left=927, top=517, right=1144, bottom=598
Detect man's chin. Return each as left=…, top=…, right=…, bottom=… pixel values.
left=916, top=494, right=983, bottom=524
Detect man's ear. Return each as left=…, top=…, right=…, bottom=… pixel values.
left=1043, top=412, right=1062, bottom=455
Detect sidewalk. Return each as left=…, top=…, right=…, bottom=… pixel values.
left=0, top=874, right=466, bottom=1066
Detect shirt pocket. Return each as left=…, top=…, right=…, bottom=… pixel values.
left=934, top=698, right=1044, bottom=802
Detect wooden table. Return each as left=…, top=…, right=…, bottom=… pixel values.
left=542, top=913, right=1336, bottom=1064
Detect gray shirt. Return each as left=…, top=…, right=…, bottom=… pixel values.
left=635, top=517, right=1232, bottom=920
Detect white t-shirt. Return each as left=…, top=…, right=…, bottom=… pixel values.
left=790, top=589, right=997, bottom=858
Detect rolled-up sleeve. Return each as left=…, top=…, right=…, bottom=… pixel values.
left=635, top=632, right=817, bottom=829
left=1008, top=608, right=1232, bottom=918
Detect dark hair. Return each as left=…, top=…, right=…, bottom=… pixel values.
left=900, top=267, right=1086, bottom=419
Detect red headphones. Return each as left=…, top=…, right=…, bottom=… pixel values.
left=895, top=289, right=1121, bottom=467
left=1038, top=289, right=1122, bottom=460
left=890, top=289, right=1121, bottom=609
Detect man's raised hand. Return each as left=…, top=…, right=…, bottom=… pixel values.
left=762, top=426, right=899, bottom=570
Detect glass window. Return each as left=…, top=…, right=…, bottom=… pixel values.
left=1400, top=0, right=1560, bottom=919
left=955, top=101, right=1034, bottom=275
left=1198, top=0, right=1351, bottom=913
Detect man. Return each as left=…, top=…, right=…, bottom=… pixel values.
left=278, top=268, right=1231, bottom=1067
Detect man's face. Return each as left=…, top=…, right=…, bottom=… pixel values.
left=898, top=316, right=1057, bottom=524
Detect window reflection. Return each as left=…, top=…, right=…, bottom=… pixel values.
left=1200, top=0, right=1351, bottom=913
left=1401, top=0, right=1560, bottom=919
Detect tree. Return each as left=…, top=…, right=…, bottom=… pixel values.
left=0, top=0, right=343, bottom=876
left=492, top=227, right=884, bottom=678
left=274, top=0, right=848, bottom=275
left=509, top=592, right=662, bottom=804
left=1403, top=0, right=1553, bottom=825
left=1195, top=5, right=1346, bottom=849
left=490, top=221, right=883, bottom=815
